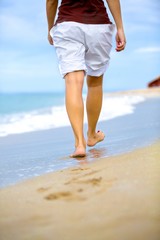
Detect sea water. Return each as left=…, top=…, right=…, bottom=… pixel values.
left=0, top=93, right=160, bottom=188
left=0, top=92, right=145, bottom=137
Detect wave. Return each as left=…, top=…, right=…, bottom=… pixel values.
left=0, top=95, right=145, bottom=137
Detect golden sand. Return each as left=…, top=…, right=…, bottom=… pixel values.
left=106, top=87, right=160, bottom=98
left=0, top=141, right=160, bottom=240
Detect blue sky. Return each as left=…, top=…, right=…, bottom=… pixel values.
left=0, top=0, right=159, bottom=93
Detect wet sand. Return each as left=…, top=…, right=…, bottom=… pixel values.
left=0, top=141, right=160, bottom=240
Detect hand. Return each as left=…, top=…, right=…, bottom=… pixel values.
left=115, top=28, right=126, bottom=52
left=48, top=32, right=54, bottom=45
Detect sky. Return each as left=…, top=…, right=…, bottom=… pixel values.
left=0, top=0, right=160, bottom=93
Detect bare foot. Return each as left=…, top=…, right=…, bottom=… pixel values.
left=87, top=130, right=105, bottom=147
left=70, top=145, right=86, bottom=158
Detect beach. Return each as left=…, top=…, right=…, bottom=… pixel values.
left=0, top=88, right=160, bottom=188
left=0, top=140, right=160, bottom=240
left=0, top=88, right=160, bottom=239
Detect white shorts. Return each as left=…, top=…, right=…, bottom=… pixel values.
left=50, top=21, right=115, bottom=78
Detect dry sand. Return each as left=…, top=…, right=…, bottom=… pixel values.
left=106, top=87, right=160, bottom=98
left=0, top=141, right=160, bottom=240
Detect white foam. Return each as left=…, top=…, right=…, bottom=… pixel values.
left=0, top=95, right=145, bottom=137
left=100, top=95, right=145, bottom=121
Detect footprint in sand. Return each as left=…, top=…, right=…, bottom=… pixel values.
left=37, top=187, right=51, bottom=193
left=65, top=176, right=102, bottom=186
left=44, top=190, right=85, bottom=201
left=45, top=191, right=72, bottom=200
left=70, top=167, right=90, bottom=172
left=82, top=177, right=102, bottom=186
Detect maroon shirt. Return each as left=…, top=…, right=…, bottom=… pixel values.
left=56, top=0, right=112, bottom=25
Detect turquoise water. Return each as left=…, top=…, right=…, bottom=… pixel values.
left=0, top=92, right=65, bottom=114
left=0, top=92, right=145, bottom=137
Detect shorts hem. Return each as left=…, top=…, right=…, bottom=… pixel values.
left=86, top=63, right=109, bottom=77
left=61, top=68, right=87, bottom=78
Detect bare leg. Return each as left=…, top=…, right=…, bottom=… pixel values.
left=65, top=71, right=86, bottom=157
left=86, top=75, right=105, bottom=147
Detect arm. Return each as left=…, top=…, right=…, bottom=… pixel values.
left=106, top=0, right=126, bottom=51
left=46, top=0, right=58, bottom=45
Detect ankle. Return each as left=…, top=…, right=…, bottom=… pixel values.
left=87, top=130, right=96, bottom=138
left=75, top=139, right=86, bottom=148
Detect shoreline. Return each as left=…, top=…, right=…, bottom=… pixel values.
left=0, top=140, right=160, bottom=240
left=0, top=88, right=160, bottom=188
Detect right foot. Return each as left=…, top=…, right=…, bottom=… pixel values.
left=70, top=144, right=86, bottom=158
left=87, top=130, right=105, bottom=147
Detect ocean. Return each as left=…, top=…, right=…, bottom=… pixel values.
left=0, top=92, right=160, bottom=188
left=0, top=92, right=145, bottom=137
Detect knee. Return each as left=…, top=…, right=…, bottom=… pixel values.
left=65, top=71, right=84, bottom=86
left=87, top=75, right=103, bottom=87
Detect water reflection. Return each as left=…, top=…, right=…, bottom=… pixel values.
left=75, top=147, right=108, bottom=165
left=88, top=147, right=107, bottom=160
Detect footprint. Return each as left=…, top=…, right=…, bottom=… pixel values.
left=44, top=188, right=86, bottom=201
left=71, top=167, right=90, bottom=172
left=37, top=187, right=51, bottom=193
left=65, top=169, right=101, bottom=185
left=80, top=177, right=102, bottom=186
left=82, top=170, right=100, bottom=177
left=45, top=191, right=72, bottom=200
left=65, top=177, right=102, bottom=186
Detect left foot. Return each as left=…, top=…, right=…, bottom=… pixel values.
left=87, top=130, right=105, bottom=147
left=70, top=145, right=86, bottom=158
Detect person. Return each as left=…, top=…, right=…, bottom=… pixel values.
left=46, top=0, right=126, bottom=158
